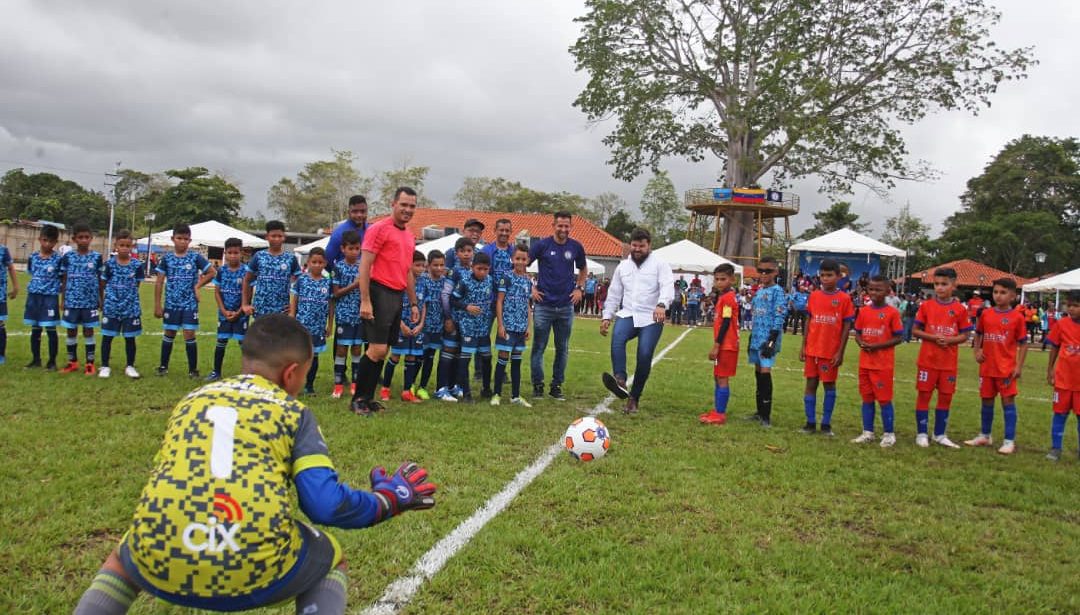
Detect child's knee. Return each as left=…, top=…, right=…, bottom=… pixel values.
left=498, top=351, right=510, bottom=360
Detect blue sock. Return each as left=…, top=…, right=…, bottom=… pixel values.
left=916, top=409, right=929, bottom=434
left=1051, top=413, right=1067, bottom=450
left=1002, top=403, right=1017, bottom=441
left=881, top=402, right=895, bottom=433
left=980, top=402, right=994, bottom=435
left=382, top=357, right=399, bottom=388
left=934, top=409, right=949, bottom=437
left=715, top=386, right=730, bottom=414
left=860, top=402, right=875, bottom=432
left=822, top=389, right=837, bottom=426
left=804, top=394, right=817, bottom=425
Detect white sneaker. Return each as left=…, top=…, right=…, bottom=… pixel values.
left=997, top=440, right=1016, bottom=455
left=933, top=435, right=961, bottom=449
left=850, top=431, right=876, bottom=444
left=964, top=434, right=993, bottom=447
left=490, top=394, right=501, bottom=407
left=915, top=434, right=930, bottom=448
left=125, top=365, right=141, bottom=379
left=880, top=433, right=896, bottom=448
left=510, top=397, right=533, bottom=408
left=97, top=366, right=111, bottom=379
left=436, top=390, right=458, bottom=403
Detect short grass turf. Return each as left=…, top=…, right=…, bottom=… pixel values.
left=0, top=272, right=1078, bottom=614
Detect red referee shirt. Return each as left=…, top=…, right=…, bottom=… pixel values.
left=362, top=217, right=415, bottom=291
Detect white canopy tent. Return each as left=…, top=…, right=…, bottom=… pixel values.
left=294, top=233, right=463, bottom=258
left=787, top=228, right=906, bottom=283
left=1022, top=267, right=1080, bottom=307
left=137, top=220, right=268, bottom=249
left=293, top=235, right=330, bottom=255
left=651, top=239, right=744, bottom=276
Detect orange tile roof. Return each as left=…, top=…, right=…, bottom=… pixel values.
left=370, top=209, right=624, bottom=258
left=907, top=259, right=1035, bottom=288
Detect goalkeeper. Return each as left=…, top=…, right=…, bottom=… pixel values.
left=746, top=256, right=788, bottom=428
left=74, top=313, right=436, bottom=615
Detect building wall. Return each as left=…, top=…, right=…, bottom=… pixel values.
left=0, top=223, right=109, bottom=266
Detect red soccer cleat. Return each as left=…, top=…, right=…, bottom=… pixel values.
left=350, top=382, right=357, bottom=396
left=379, top=386, right=391, bottom=402
left=401, top=390, right=422, bottom=403
left=331, top=384, right=344, bottom=399
left=699, top=411, right=727, bottom=425
left=59, top=361, right=80, bottom=374
left=84, top=363, right=96, bottom=376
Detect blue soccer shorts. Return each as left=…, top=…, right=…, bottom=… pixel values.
left=0, top=301, right=6, bottom=322
left=495, top=330, right=527, bottom=353
left=101, top=315, right=142, bottom=338
left=747, top=348, right=777, bottom=369
left=162, top=308, right=200, bottom=331
left=23, top=293, right=60, bottom=327
left=423, top=330, right=443, bottom=351
left=334, top=321, right=365, bottom=347
left=61, top=306, right=100, bottom=329
left=216, top=316, right=249, bottom=341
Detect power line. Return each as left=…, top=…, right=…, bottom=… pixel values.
left=0, top=159, right=105, bottom=177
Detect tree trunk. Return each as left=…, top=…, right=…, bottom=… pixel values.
left=717, top=139, right=757, bottom=265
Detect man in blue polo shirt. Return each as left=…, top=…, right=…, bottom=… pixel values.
left=324, top=195, right=368, bottom=269
left=528, top=211, right=587, bottom=401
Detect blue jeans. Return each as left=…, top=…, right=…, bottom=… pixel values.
left=531, top=304, right=574, bottom=387
left=902, top=317, right=914, bottom=342
left=610, top=317, right=664, bottom=400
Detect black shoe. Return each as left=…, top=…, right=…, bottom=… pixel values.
left=303, top=387, right=317, bottom=397
left=820, top=424, right=834, bottom=437
left=533, top=383, right=545, bottom=398
left=800, top=423, right=817, bottom=434
left=188, top=370, right=201, bottom=379
left=743, top=413, right=763, bottom=422
left=549, top=385, right=566, bottom=401
left=205, top=371, right=221, bottom=381
left=460, top=395, right=474, bottom=404
left=480, top=388, right=494, bottom=399
left=25, top=359, right=42, bottom=369
left=351, top=398, right=373, bottom=417
left=45, top=361, right=57, bottom=372
left=761, top=419, right=772, bottom=429
left=624, top=396, right=639, bottom=414
left=156, top=366, right=169, bottom=377
left=602, top=372, right=629, bottom=399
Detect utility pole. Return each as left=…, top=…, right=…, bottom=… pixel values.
left=104, top=161, right=121, bottom=250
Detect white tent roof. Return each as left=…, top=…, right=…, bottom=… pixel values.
left=293, top=235, right=329, bottom=255
left=1024, top=268, right=1080, bottom=292
left=650, top=239, right=744, bottom=275
left=416, top=233, right=462, bottom=256
left=788, top=228, right=905, bottom=257
left=138, top=220, right=268, bottom=249
left=528, top=257, right=605, bottom=276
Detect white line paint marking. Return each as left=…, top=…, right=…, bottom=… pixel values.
left=362, top=326, right=696, bottom=615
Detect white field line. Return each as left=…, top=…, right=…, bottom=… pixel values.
left=361, top=326, right=696, bottom=615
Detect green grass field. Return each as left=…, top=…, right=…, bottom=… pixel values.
left=1, top=272, right=1079, bottom=613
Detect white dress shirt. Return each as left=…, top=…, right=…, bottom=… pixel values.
left=603, top=253, right=675, bottom=328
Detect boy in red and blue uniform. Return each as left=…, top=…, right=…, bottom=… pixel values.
left=701, top=263, right=739, bottom=425
left=799, top=259, right=855, bottom=436
left=1045, top=290, right=1080, bottom=461
left=851, top=276, right=904, bottom=446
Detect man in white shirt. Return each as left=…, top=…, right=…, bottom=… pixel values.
left=599, top=228, right=674, bottom=414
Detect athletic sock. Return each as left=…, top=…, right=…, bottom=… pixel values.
left=160, top=335, right=174, bottom=368
left=1051, top=412, right=1067, bottom=449
left=403, top=358, right=419, bottom=390
left=437, top=348, right=456, bottom=390
left=881, top=402, right=895, bottom=433
left=67, top=332, right=78, bottom=362
left=1003, top=403, right=1018, bottom=441
left=306, top=355, right=319, bottom=389
left=759, top=372, right=773, bottom=421
left=861, top=402, right=875, bottom=432
left=46, top=327, right=58, bottom=362
left=980, top=402, right=994, bottom=436
left=351, top=357, right=362, bottom=385
left=30, top=326, right=42, bottom=362
left=916, top=409, right=929, bottom=435
left=125, top=337, right=137, bottom=367
left=419, top=349, right=435, bottom=389
left=100, top=335, right=113, bottom=368
left=351, top=354, right=377, bottom=400
left=213, top=340, right=227, bottom=374
left=804, top=394, right=817, bottom=425
left=934, top=409, right=949, bottom=437
left=85, top=336, right=96, bottom=364
left=714, top=385, right=730, bottom=414
left=822, top=388, right=837, bottom=426
left=382, top=357, right=399, bottom=388
left=480, top=354, right=492, bottom=391
left=333, top=355, right=347, bottom=385
left=73, top=569, right=137, bottom=615
left=456, top=354, right=472, bottom=396
left=493, top=357, right=508, bottom=395
left=295, top=567, right=347, bottom=615
left=0, top=325, right=5, bottom=358
left=510, top=354, right=522, bottom=398
left=185, top=338, right=198, bottom=372
left=754, top=372, right=765, bottom=417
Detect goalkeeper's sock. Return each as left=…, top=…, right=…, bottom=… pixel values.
left=295, top=567, right=347, bottom=615
left=74, top=569, right=137, bottom=615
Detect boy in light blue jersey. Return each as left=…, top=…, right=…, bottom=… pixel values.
left=331, top=230, right=364, bottom=399
left=439, top=237, right=475, bottom=400
left=491, top=244, right=533, bottom=407
left=154, top=224, right=216, bottom=378
left=242, top=220, right=300, bottom=318
left=747, top=256, right=788, bottom=427
left=0, top=241, right=17, bottom=364
left=450, top=251, right=494, bottom=403
left=98, top=230, right=145, bottom=379
left=290, top=248, right=334, bottom=396
left=380, top=251, right=427, bottom=403
left=416, top=249, right=451, bottom=400
left=23, top=224, right=62, bottom=369
left=59, top=222, right=104, bottom=374
left=208, top=237, right=248, bottom=381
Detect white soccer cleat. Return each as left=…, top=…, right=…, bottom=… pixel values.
left=964, top=434, right=993, bottom=447
left=97, top=366, right=111, bottom=379
left=997, top=440, right=1016, bottom=455
left=915, top=434, right=930, bottom=448
left=490, top=394, right=501, bottom=407
left=850, top=431, right=876, bottom=444
left=510, top=397, right=533, bottom=408
left=880, top=433, right=897, bottom=448
left=933, top=435, right=961, bottom=449
left=124, top=366, right=141, bottom=379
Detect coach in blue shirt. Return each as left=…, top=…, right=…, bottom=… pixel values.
left=324, top=195, right=368, bottom=269
left=528, top=211, right=587, bottom=401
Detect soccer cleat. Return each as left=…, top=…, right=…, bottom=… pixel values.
left=350, top=382, right=357, bottom=396
left=124, top=366, right=141, bottom=379
left=964, top=434, right=993, bottom=447
left=743, top=413, right=763, bottom=423
left=510, top=397, right=533, bottom=408
left=435, top=388, right=458, bottom=402
left=800, top=423, right=817, bottom=435
left=915, top=434, right=930, bottom=448
left=379, top=386, right=391, bottom=402
left=820, top=424, right=834, bottom=437
left=851, top=431, right=876, bottom=444
left=367, top=400, right=386, bottom=413
left=480, top=388, right=494, bottom=399
left=549, top=385, right=567, bottom=401
left=331, top=384, right=344, bottom=399
left=460, top=394, right=474, bottom=404
left=350, top=398, right=374, bottom=417
left=1046, top=448, right=1062, bottom=461
left=45, top=361, right=57, bottom=372
left=188, top=370, right=201, bottom=379
left=205, top=371, right=221, bottom=382
left=880, top=433, right=897, bottom=448
left=933, top=435, right=961, bottom=449
left=59, top=361, right=80, bottom=374
left=602, top=372, right=629, bottom=399
left=996, top=441, right=1016, bottom=455
left=490, top=394, right=501, bottom=406
left=97, top=366, right=112, bottom=379
left=760, top=418, right=772, bottom=429
left=84, top=363, right=96, bottom=376
left=450, top=385, right=464, bottom=399
left=156, top=366, right=168, bottom=377
left=415, top=387, right=430, bottom=401
left=624, top=396, right=638, bottom=414
left=699, top=411, right=727, bottom=425
left=303, top=386, right=317, bottom=397
left=24, top=359, right=42, bottom=369
left=401, top=390, right=422, bottom=403
left=533, top=383, right=545, bottom=398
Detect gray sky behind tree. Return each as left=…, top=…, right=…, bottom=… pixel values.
left=1, top=1, right=1076, bottom=236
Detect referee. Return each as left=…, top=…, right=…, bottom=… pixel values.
left=350, top=187, right=420, bottom=415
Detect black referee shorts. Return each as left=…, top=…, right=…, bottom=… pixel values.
left=366, top=281, right=403, bottom=348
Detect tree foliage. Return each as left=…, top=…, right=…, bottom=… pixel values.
left=154, top=167, right=243, bottom=231
left=0, top=169, right=110, bottom=229
left=604, top=209, right=638, bottom=242
left=571, top=0, right=1034, bottom=260
left=115, top=169, right=169, bottom=232
left=374, top=161, right=435, bottom=213
left=453, top=177, right=525, bottom=211
left=800, top=201, right=869, bottom=240
left=882, top=203, right=935, bottom=272
left=639, top=170, right=686, bottom=246
left=268, top=150, right=371, bottom=232
left=587, top=191, right=627, bottom=227
left=450, top=176, right=600, bottom=222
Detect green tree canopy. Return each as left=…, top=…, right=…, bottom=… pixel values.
left=639, top=170, right=686, bottom=246
left=800, top=202, right=869, bottom=240
left=154, top=167, right=243, bottom=231
left=604, top=209, right=638, bottom=242
left=0, top=168, right=110, bottom=229
left=268, top=150, right=371, bottom=232
left=374, top=161, right=435, bottom=213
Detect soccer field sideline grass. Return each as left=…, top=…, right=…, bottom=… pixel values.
left=2, top=273, right=1079, bottom=613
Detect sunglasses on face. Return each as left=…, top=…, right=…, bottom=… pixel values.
left=758, top=268, right=776, bottom=274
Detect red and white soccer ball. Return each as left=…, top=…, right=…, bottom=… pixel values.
left=564, top=416, right=610, bottom=462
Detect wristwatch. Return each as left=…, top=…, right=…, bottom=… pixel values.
left=575, top=285, right=584, bottom=292
left=657, top=302, right=667, bottom=309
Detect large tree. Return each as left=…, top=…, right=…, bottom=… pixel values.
left=571, top=0, right=1034, bottom=263
left=154, top=167, right=243, bottom=231
left=800, top=201, right=869, bottom=239
left=374, top=160, right=436, bottom=212
left=0, top=169, right=110, bottom=230
left=114, top=169, right=169, bottom=232
left=452, top=176, right=525, bottom=211
left=881, top=202, right=934, bottom=272
left=268, top=150, right=371, bottom=232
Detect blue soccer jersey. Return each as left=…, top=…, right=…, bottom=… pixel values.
left=419, top=274, right=452, bottom=334
left=101, top=257, right=145, bottom=318
left=481, top=243, right=514, bottom=280
left=248, top=250, right=300, bottom=315
left=400, top=285, right=425, bottom=329
left=215, top=264, right=246, bottom=317
left=497, top=272, right=532, bottom=334
left=291, top=274, right=332, bottom=334
left=452, top=274, right=495, bottom=338
left=332, top=258, right=361, bottom=324
left=156, top=252, right=212, bottom=310
left=0, top=245, right=11, bottom=298
left=27, top=251, right=63, bottom=295
left=60, top=250, right=104, bottom=309
left=750, top=284, right=789, bottom=350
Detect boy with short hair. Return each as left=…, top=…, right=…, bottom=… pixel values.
left=73, top=314, right=436, bottom=615
left=242, top=220, right=300, bottom=318
left=59, top=222, right=104, bottom=374
left=154, top=224, right=216, bottom=378
left=701, top=263, right=739, bottom=425
left=450, top=251, right=493, bottom=403
left=440, top=237, right=476, bottom=399
left=0, top=239, right=18, bottom=364
left=964, top=278, right=1028, bottom=454
left=290, top=247, right=334, bottom=396
left=331, top=230, right=365, bottom=399
left=799, top=259, right=855, bottom=436
left=208, top=237, right=248, bottom=381
left=491, top=244, right=533, bottom=407
left=23, top=224, right=62, bottom=370
left=912, top=267, right=973, bottom=448
left=851, top=275, right=904, bottom=446
left=98, top=230, right=145, bottom=379
left=380, top=251, right=427, bottom=403
left=416, top=249, right=451, bottom=400
left=1045, top=290, right=1080, bottom=461
left=747, top=256, right=788, bottom=427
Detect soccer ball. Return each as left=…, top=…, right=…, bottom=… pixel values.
left=564, top=416, right=610, bottom=462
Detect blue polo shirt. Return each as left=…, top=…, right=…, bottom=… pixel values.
left=528, top=236, right=586, bottom=308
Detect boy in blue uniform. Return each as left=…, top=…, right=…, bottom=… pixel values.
left=439, top=237, right=476, bottom=400
left=290, top=247, right=334, bottom=396
left=59, top=223, right=104, bottom=374
left=416, top=249, right=451, bottom=400
left=0, top=240, right=18, bottom=365
left=450, top=251, right=494, bottom=403
left=242, top=220, right=300, bottom=318
left=331, top=230, right=365, bottom=399
left=154, top=224, right=216, bottom=378
left=380, top=251, right=427, bottom=403
left=73, top=314, right=436, bottom=615
left=747, top=256, right=788, bottom=427
left=98, top=230, right=145, bottom=379
left=491, top=244, right=533, bottom=407
left=23, top=224, right=62, bottom=370
left=208, top=237, right=248, bottom=381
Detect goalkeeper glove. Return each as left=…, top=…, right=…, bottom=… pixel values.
left=370, top=462, right=437, bottom=521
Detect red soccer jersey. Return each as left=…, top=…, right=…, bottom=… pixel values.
left=713, top=289, right=739, bottom=351
left=805, top=290, right=855, bottom=359
left=976, top=307, right=1027, bottom=378
left=362, top=217, right=415, bottom=291
left=855, top=304, right=903, bottom=371
left=915, top=298, right=973, bottom=370
left=966, top=296, right=983, bottom=319
left=1048, top=317, right=1080, bottom=391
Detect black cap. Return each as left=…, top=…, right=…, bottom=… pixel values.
left=463, top=218, right=485, bottom=231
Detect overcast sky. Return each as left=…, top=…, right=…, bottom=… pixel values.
left=1, top=0, right=1077, bottom=237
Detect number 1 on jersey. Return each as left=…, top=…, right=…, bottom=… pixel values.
left=207, top=406, right=238, bottom=479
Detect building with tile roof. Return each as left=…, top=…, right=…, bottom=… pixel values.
left=905, top=259, right=1035, bottom=292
